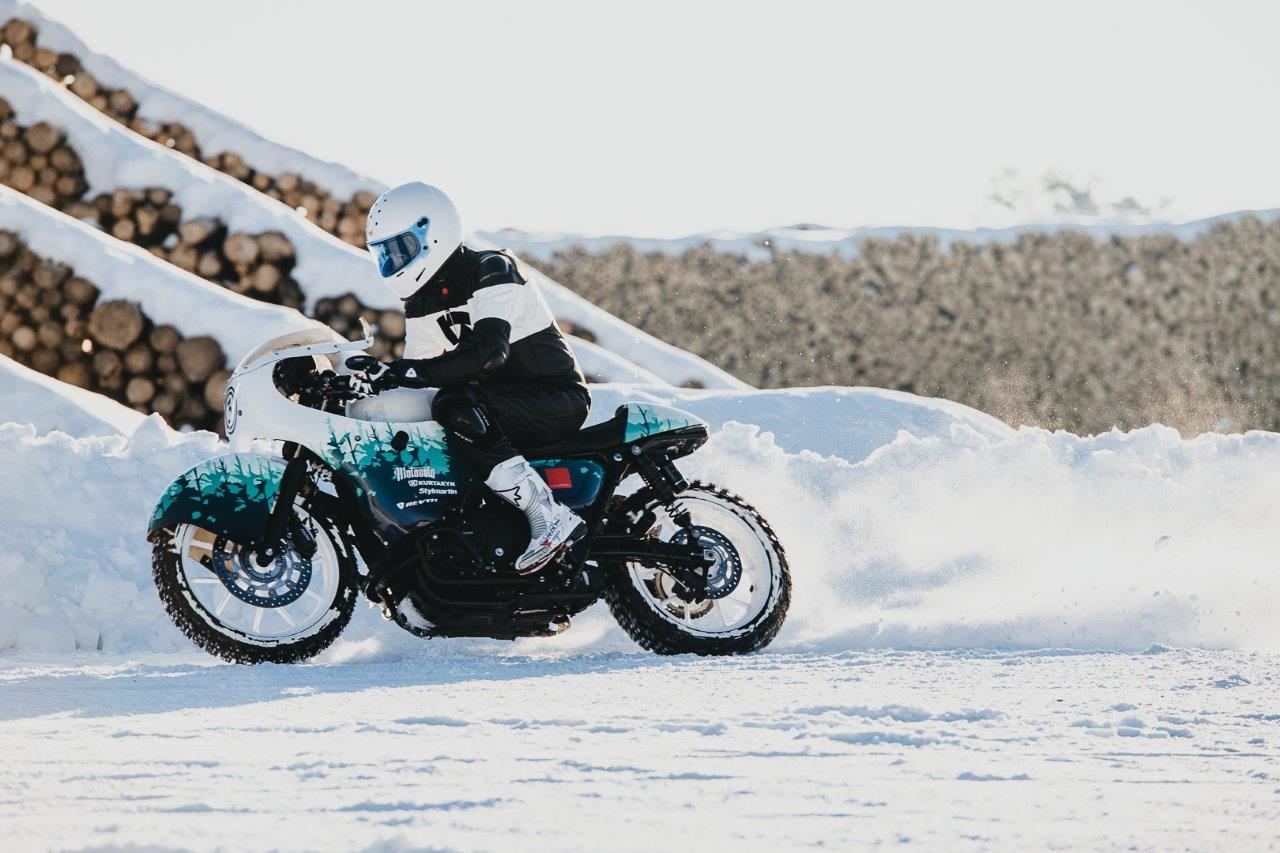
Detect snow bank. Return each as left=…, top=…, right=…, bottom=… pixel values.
left=488, top=207, right=1280, bottom=263
left=0, top=187, right=321, bottom=362
left=0, top=0, right=380, bottom=199
left=0, top=418, right=216, bottom=652
left=0, top=352, right=143, bottom=436
left=569, top=339, right=667, bottom=386
left=4, top=381, right=1279, bottom=656
left=685, top=423, right=1280, bottom=654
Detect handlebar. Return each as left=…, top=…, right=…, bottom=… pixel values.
left=301, top=369, right=364, bottom=405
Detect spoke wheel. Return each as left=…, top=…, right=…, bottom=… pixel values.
left=606, top=482, right=790, bottom=655
left=153, top=513, right=357, bottom=664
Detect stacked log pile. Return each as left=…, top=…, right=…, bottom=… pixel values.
left=0, top=229, right=227, bottom=430
left=0, top=98, right=86, bottom=210
left=85, top=191, right=306, bottom=309
left=0, top=17, right=377, bottom=247
left=311, top=294, right=404, bottom=361
left=540, top=218, right=1280, bottom=435
left=0, top=98, right=307, bottom=312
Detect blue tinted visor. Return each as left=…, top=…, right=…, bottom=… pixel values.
left=369, top=218, right=430, bottom=277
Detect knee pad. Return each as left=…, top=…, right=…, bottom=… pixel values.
left=437, top=398, right=498, bottom=448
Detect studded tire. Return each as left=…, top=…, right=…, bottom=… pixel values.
left=152, top=518, right=359, bottom=665
left=604, top=482, right=790, bottom=656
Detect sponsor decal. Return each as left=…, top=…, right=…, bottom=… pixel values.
left=394, top=466, right=437, bottom=482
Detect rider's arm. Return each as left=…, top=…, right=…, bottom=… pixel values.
left=390, top=317, right=510, bottom=387
left=390, top=254, right=523, bottom=388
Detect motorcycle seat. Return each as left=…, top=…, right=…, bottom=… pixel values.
left=523, top=406, right=628, bottom=458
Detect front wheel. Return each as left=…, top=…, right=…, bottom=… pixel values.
left=152, top=512, right=358, bottom=664
left=605, top=482, right=790, bottom=655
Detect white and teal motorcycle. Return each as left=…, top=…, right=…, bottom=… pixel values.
left=146, top=324, right=791, bottom=663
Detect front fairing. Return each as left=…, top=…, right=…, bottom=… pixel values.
left=226, top=350, right=480, bottom=542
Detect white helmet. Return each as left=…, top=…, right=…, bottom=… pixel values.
left=365, top=181, right=463, bottom=299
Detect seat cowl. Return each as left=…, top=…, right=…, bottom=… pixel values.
left=620, top=402, right=708, bottom=443
left=522, top=402, right=708, bottom=460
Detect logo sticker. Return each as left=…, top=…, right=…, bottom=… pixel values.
left=223, top=386, right=238, bottom=434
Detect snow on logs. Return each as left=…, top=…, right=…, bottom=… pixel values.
left=0, top=15, right=717, bottom=390
left=0, top=94, right=411, bottom=364
left=0, top=17, right=378, bottom=248
left=0, top=229, right=228, bottom=430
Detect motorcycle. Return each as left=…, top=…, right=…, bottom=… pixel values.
left=146, top=323, right=791, bottom=663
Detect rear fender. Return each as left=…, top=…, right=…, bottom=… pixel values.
left=146, top=452, right=287, bottom=544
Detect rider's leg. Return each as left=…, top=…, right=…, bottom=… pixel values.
left=432, top=384, right=588, bottom=572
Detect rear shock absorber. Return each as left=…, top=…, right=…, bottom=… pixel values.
left=633, top=451, right=692, bottom=529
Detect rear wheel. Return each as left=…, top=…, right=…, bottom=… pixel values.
left=605, top=482, right=790, bottom=655
left=152, top=512, right=358, bottom=664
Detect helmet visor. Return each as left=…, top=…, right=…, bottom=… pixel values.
left=370, top=229, right=422, bottom=277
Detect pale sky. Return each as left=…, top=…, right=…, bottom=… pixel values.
left=30, top=0, right=1280, bottom=236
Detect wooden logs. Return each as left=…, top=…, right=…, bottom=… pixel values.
left=0, top=230, right=229, bottom=429
left=88, top=300, right=144, bottom=350
left=0, top=102, right=85, bottom=210
left=175, top=336, right=221, bottom=383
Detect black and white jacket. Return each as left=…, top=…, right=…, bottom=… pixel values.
left=396, top=246, right=586, bottom=390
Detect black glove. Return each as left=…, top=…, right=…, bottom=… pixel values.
left=344, top=355, right=400, bottom=396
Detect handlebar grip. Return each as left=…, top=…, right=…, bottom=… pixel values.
left=345, top=355, right=381, bottom=372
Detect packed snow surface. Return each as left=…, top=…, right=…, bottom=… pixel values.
left=3, top=648, right=1276, bottom=850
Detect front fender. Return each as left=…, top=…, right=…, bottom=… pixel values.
left=146, top=452, right=287, bottom=544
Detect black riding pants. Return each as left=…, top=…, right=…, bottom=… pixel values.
left=432, top=382, right=591, bottom=478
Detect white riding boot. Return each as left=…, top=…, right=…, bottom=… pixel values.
left=486, top=456, right=586, bottom=573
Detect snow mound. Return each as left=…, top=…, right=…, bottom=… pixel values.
left=3, top=384, right=1278, bottom=656
left=0, top=418, right=216, bottom=652
left=0, top=353, right=143, bottom=436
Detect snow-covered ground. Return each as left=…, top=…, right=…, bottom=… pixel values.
left=3, top=647, right=1276, bottom=851
left=4, top=373, right=1280, bottom=847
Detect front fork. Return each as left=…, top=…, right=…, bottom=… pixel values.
left=253, top=448, right=315, bottom=567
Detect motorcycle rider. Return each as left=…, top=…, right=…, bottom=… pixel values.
left=349, top=182, right=589, bottom=573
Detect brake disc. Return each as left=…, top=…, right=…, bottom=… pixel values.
left=670, top=526, right=743, bottom=600
left=210, top=534, right=313, bottom=608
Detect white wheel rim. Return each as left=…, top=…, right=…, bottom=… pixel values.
left=175, top=522, right=341, bottom=643
left=627, top=493, right=779, bottom=638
